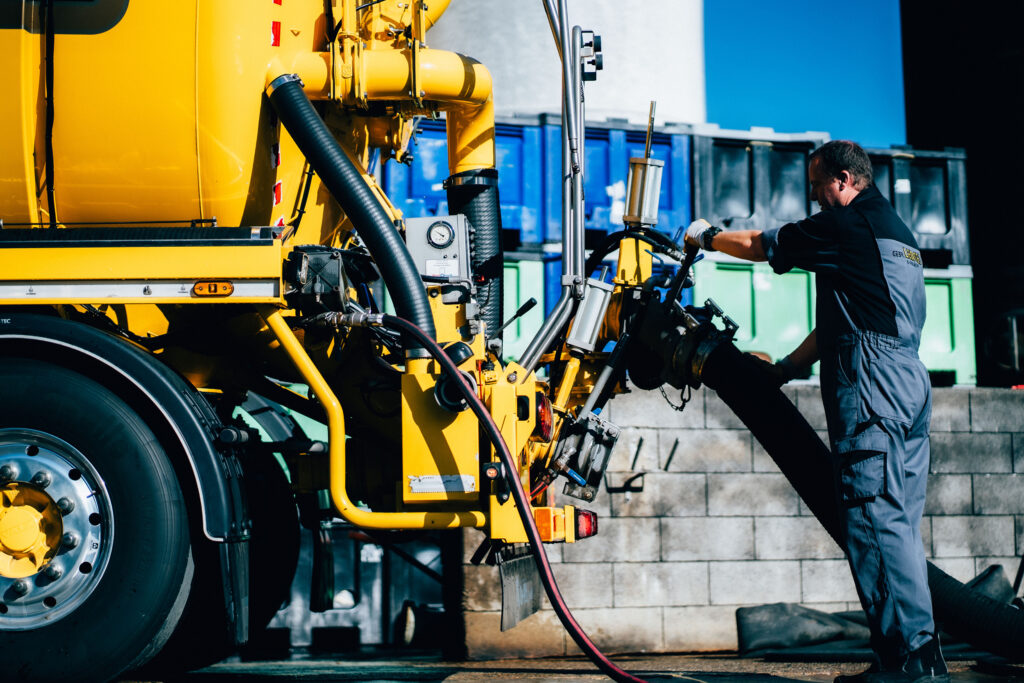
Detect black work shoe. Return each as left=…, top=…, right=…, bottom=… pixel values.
left=834, top=639, right=949, bottom=683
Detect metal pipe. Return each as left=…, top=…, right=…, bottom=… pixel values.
left=519, top=3, right=584, bottom=373
left=571, top=25, right=585, bottom=279
left=558, top=0, right=580, bottom=174
left=542, top=0, right=561, bottom=57
left=519, top=293, right=574, bottom=372
left=520, top=5, right=592, bottom=374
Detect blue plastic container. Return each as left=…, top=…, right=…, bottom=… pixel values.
left=541, top=115, right=692, bottom=243
left=381, top=117, right=545, bottom=242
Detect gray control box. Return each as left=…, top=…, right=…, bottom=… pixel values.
left=405, top=215, right=472, bottom=280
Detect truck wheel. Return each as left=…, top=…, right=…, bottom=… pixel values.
left=0, top=359, right=192, bottom=683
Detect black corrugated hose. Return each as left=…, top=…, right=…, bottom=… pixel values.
left=375, top=312, right=649, bottom=683
left=267, top=75, right=436, bottom=352
left=700, top=341, right=1024, bottom=660
left=446, top=169, right=503, bottom=341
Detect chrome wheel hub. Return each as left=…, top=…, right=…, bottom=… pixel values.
left=0, top=429, right=114, bottom=629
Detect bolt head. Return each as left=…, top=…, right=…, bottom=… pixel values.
left=31, top=471, right=51, bottom=488
left=0, top=464, right=16, bottom=482
left=61, top=533, right=79, bottom=549
left=42, top=564, right=62, bottom=581
left=12, top=580, right=29, bottom=596
left=507, top=372, right=518, bottom=383
left=56, top=497, right=75, bottom=515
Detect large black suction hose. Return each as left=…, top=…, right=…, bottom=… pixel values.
left=267, top=75, right=436, bottom=353
left=446, top=169, right=503, bottom=341
left=370, top=312, right=648, bottom=683
left=699, top=341, right=1024, bottom=659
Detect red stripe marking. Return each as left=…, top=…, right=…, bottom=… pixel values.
left=273, top=181, right=283, bottom=206
left=271, top=21, right=281, bottom=46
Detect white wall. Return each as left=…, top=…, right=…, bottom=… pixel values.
left=428, top=0, right=705, bottom=126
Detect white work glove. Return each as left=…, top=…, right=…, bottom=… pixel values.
left=684, top=218, right=720, bottom=251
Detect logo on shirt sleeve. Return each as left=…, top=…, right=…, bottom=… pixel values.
left=893, top=246, right=922, bottom=267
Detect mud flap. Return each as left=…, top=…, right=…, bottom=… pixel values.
left=497, top=545, right=543, bottom=631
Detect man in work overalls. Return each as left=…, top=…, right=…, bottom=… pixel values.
left=686, top=140, right=947, bottom=683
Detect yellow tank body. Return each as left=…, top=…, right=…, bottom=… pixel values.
left=0, top=0, right=326, bottom=228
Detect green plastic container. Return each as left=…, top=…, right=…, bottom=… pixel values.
left=921, top=270, right=976, bottom=384
left=502, top=256, right=548, bottom=362
left=692, top=260, right=816, bottom=370
left=692, top=259, right=977, bottom=385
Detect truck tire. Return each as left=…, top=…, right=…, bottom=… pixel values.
left=0, top=358, right=192, bottom=683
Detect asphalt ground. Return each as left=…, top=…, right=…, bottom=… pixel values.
left=119, top=651, right=1024, bottom=683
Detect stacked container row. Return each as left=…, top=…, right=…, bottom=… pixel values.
left=382, top=119, right=976, bottom=383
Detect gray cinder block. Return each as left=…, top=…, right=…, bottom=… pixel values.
left=612, top=561, right=709, bottom=607
left=708, top=473, right=799, bottom=516
left=709, top=560, right=801, bottom=605
left=930, top=433, right=1012, bottom=474
left=973, top=474, right=1024, bottom=515
left=970, top=389, right=1024, bottom=433
left=609, top=472, right=707, bottom=518
left=931, top=388, right=971, bottom=432
left=562, top=517, right=660, bottom=563
left=924, top=474, right=972, bottom=515
left=932, top=515, right=1015, bottom=558
left=661, top=517, right=754, bottom=561
left=660, top=429, right=752, bottom=473
left=755, top=517, right=844, bottom=560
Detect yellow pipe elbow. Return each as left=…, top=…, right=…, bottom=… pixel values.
left=359, top=47, right=496, bottom=172
left=447, top=95, right=495, bottom=174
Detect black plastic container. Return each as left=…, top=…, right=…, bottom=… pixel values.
left=867, top=146, right=970, bottom=268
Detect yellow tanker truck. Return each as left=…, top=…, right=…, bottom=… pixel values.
left=3, top=3, right=1017, bottom=682
left=0, top=2, right=725, bottom=680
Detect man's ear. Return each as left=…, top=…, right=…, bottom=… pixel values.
left=837, top=169, right=853, bottom=189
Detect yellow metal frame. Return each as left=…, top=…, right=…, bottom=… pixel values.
left=0, top=243, right=286, bottom=306
left=262, top=308, right=487, bottom=530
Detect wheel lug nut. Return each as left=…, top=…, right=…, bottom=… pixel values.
left=42, top=564, right=62, bottom=581
left=0, top=464, right=17, bottom=482
left=56, top=497, right=75, bottom=515
left=12, top=580, right=29, bottom=596
left=31, top=471, right=51, bottom=488
left=61, top=533, right=79, bottom=549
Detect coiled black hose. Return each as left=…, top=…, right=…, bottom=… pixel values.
left=377, top=313, right=649, bottom=683
left=446, top=168, right=503, bottom=340
left=267, top=75, right=436, bottom=352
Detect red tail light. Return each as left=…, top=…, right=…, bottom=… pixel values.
left=575, top=508, right=598, bottom=539
left=533, top=392, right=554, bottom=442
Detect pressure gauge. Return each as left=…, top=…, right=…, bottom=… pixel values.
left=426, top=220, right=455, bottom=249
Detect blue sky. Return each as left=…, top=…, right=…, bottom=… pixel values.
left=704, top=0, right=906, bottom=147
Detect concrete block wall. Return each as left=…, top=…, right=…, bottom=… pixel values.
left=461, top=384, right=1024, bottom=658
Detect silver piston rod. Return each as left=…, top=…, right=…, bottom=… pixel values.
left=520, top=0, right=587, bottom=374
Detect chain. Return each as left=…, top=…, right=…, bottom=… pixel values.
left=659, top=384, right=691, bottom=412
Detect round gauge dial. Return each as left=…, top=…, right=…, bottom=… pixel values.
left=426, top=220, right=455, bottom=249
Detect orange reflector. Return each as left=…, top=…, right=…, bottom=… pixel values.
left=192, top=281, right=235, bottom=297
left=532, top=507, right=566, bottom=542
left=575, top=508, right=598, bottom=540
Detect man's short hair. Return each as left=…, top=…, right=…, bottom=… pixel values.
left=810, top=140, right=874, bottom=189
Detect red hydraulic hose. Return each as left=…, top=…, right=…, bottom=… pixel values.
left=376, top=313, right=648, bottom=683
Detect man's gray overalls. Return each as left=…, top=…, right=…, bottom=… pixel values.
left=761, top=184, right=934, bottom=663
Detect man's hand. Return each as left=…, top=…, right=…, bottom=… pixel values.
left=746, top=353, right=805, bottom=388
left=684, top=219, right=720, bottom=251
